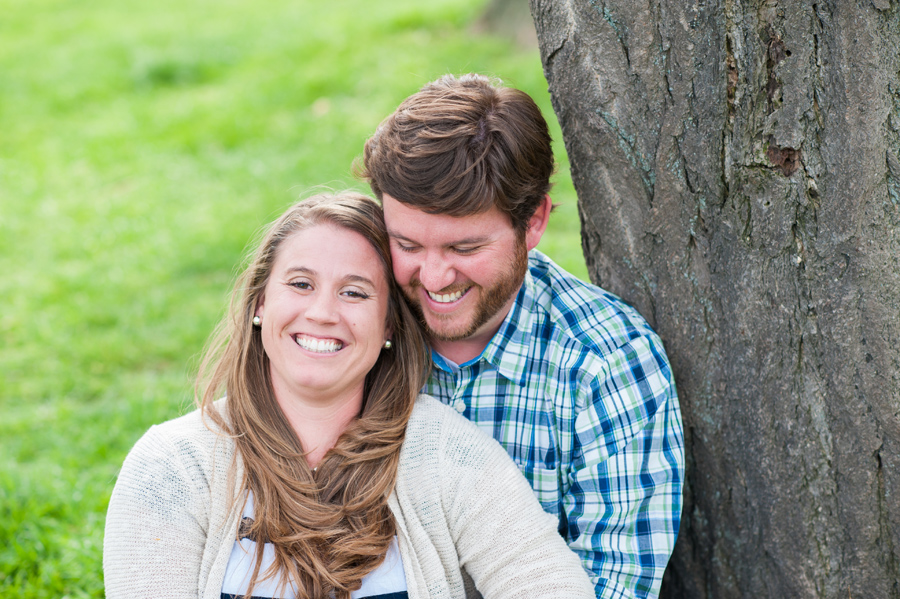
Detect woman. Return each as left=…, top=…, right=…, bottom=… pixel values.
left=103, top=192, right=594, bottom=599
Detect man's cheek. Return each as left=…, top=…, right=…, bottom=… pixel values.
left=393, top=261, right=418, bottom=287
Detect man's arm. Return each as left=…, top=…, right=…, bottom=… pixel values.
left=563, top=333, right=684, bottom=599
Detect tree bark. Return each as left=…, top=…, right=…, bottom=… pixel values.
left=530, top=1, right=900, bottom=597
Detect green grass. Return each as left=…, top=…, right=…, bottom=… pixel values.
left=0, top=0, right=587, bottom=595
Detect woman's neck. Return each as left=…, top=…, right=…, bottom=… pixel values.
left=274, top=389, right=364, bottom=469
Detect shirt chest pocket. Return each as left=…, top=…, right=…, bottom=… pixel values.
left=511, top=459, right=562, bottom=516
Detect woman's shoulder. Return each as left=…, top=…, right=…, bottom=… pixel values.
left=404, top=394, right=511, bottom=470
left=122, top=401, right=234, bottom=477
left=139, top=401, right=225, bottom=442
left=407, top=393, right=454, bottom=425
left=407, top=394, right=481, bottom=442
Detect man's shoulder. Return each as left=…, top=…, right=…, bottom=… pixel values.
left=526, top=251, right=662, bottom=359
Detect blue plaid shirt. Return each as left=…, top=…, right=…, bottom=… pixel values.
left=423, top=250, right=684, bottom=599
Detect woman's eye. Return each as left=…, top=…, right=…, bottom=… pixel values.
left=289, top=281, right=312, bottom=290
left=343, top=290, right=370, bottom=299
left=396, top=243, right=419, bottom=253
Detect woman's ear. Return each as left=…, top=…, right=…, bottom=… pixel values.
left=255, top=294, right=265, bottom=320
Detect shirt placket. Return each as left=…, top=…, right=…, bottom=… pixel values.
left=427, top=358, right=469, bottom=416
left=449, top=364, right=471, bottom=416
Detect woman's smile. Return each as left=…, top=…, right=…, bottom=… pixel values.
left=293, top=333, right=344, bottom=353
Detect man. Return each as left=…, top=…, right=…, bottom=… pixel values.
left=360, top=73, right=684, bottom=599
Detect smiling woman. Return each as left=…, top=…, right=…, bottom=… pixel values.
left=102, top=192, right=595, bottom=599
left=256, top=223, right=392, bottom=457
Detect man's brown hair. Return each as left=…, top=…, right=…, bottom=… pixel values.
left=360, top=73, right=554, bottom=233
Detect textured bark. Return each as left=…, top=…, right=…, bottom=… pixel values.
left=530, top=1, right=900, bottom=597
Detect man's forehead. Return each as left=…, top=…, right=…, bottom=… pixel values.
left=385, top=213, right=510, bottom=246
left=382, top=193, right=512, bottom=236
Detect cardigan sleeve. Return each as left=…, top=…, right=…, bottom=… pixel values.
left=439, top=407, right=596, bottom=598
left=103, top=424, right=213, bottom=599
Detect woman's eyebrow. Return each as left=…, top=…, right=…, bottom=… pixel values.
left=343, top=274, right=377, bottom=287
left=285, top=267, right=375, bottom=288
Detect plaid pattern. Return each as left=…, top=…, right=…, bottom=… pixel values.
left=424, top=251, right=684, bottom=599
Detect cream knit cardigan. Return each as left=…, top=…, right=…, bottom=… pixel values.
left=104, top=394, right=594, bottom=598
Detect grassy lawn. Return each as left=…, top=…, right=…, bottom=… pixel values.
left=0, top=0, right=587, bottom=595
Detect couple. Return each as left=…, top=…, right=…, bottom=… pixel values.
left=104, top=74, right=684, bottom=599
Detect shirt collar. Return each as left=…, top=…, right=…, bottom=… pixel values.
left=432, top=263, right=536, bottom=385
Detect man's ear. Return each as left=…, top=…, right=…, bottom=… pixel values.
left=524, top=194, right=553, bottom=251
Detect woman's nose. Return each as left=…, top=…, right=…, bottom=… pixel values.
left=305, top=292, right=340, bottom=323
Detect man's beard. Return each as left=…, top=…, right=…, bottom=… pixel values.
left=403, top=238, right=529, bottom=343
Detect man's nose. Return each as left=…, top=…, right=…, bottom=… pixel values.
left=418, top=251, right=456, bottom=291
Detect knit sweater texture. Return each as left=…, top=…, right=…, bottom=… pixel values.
left=103, top=394, right=594, bottom=598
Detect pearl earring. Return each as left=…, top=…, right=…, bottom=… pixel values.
left=383, top=340, right=392, bottom=349
left=252, top=315, right=261, bottom=327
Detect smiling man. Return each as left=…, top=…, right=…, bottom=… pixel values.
left=361, top=74, right=684, bottom=599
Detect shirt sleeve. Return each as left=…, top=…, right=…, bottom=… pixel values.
left=103, top=426, right=211, bottom=599
left=564, top=333, right=685, bottom=599
left=440, top=412, right=597, bottom=599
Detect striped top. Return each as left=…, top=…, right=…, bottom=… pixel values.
left=424, top=250, right=685, bottom=599
left=220, top=492, right=408, bottom=599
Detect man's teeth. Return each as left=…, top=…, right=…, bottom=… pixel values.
left=427, top=289, right=464, bottom=303
left=295, top=335, right=343, bottom=353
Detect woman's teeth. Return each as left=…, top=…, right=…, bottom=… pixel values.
left=295, top=335, right=343, bottom=353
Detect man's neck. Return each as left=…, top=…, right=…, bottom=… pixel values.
left=431, top=335, right=492, bottom=366
left=430, top=294, right=519, bottom=365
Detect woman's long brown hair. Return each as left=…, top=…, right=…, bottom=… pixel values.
left=196, top=192, right=430, bottom=598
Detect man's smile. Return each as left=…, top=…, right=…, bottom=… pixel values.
left=426, top=288, right=469, bottom=304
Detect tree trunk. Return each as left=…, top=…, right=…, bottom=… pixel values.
left=530, top=1, right=900, bottom=597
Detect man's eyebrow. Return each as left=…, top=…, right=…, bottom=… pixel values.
left=387, top=231, right=491, bottom=246
left=447, top=236, right=490, bottom=245
left=386, top=229, right=415, bottom=242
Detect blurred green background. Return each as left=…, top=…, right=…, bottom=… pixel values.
left=0, top=0, right=586, bottom=595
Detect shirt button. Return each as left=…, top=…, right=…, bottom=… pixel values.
left=453, top=399, right=466, bottom=413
